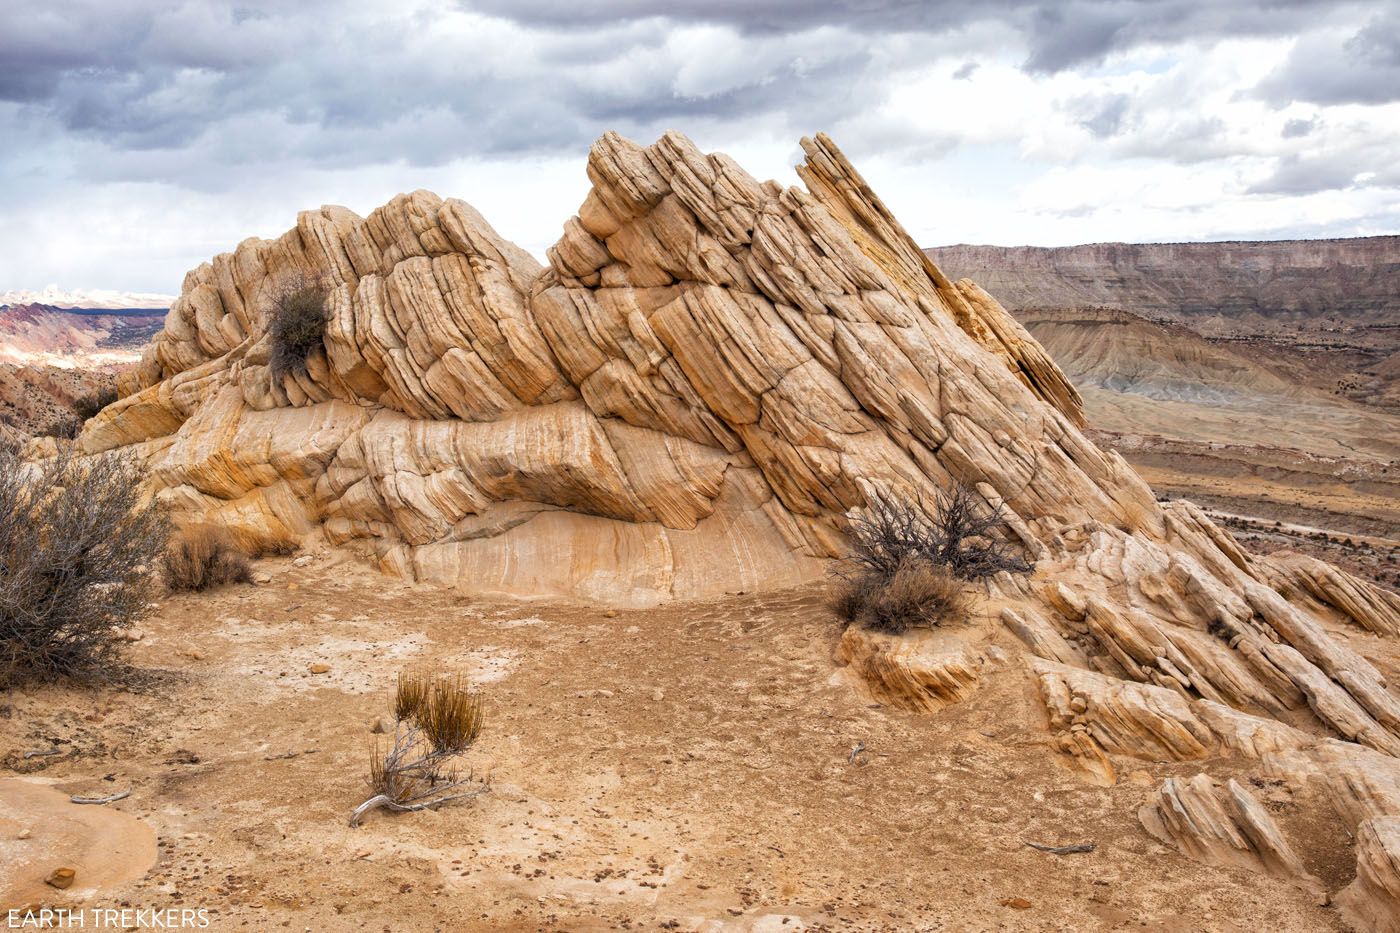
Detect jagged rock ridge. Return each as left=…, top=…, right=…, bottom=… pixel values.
left=87, top=131, right=1100, bottom=604
left=79, top=131, right=1400, bottom=922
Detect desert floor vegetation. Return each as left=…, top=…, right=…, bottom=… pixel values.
left=350, top=670, right=487, bottom=827
left=162, top=523, right=252, bottom=592
left=0, top=443, right=167, bottom=687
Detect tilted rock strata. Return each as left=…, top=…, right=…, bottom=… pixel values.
left=1339, top=817, right=1400, bottom=933
left=86, top=130, right=1149, bottom=604
left=1138, top=774, right=1320, bottom=887
left=77, top=130, right=1400, bottom=905
left=834, top=625, right=982, bottom=713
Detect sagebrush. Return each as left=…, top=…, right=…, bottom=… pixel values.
left=73, top=386, right=120, bottom=422
left=163, top=524, right=252, bottom=591
left=351, top=671, right=487, bottom=827
left=0, top=444, right=168, bottom=686
left=268, top=275, right=329, bottom=379
left=832, top=481, right=1030, bottom=633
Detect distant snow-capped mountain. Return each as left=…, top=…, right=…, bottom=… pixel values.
left=0, top=285, right=174, bottom=310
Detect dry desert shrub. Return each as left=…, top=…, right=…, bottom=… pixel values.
left=252, top=539, right=300, bottom=558
left=847, top=481, right=1032, bottom=583
left=267, top=274, right=330, bottom=380
left=35, top=411, right=81, bottom=439
left=73, top=386, right=120, bottom=422
left=163, top=524, right=252, bottom=591
left=837, top=557, right=970, bottom=634
left=0, top=443, right=168, bottom=686
left=832, top=480, right=1030, bottom=633
left=351, top=670, right=487, bottom=827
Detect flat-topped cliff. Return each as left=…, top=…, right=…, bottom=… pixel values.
left=927, top=237, right=1400, bottom=320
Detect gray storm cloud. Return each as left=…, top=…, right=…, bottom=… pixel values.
left=0, top=0, right=1396, bottom=290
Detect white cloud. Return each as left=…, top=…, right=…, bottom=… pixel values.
left=0, top=0, right=1395, bottom=291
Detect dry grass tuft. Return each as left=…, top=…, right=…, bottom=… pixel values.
left=163, top=524, right=252, bottom=592
left=832, top=558, right=970, bottom=634
left=352, top=670, right=488, bottom=827
left=420, top=674, right=485, bottom=754
left=394, top=670, right=432, bottom=723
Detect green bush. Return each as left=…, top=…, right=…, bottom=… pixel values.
left=268, top=277, right=329, bottom=379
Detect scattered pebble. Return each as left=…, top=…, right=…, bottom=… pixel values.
left=45, top=868, right=75, bottom=890
left=309, top=663, right=331, bottom=674
left=1000, top=897, right=1032, bottom=910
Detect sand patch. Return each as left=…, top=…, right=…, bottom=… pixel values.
left=0, top=778, right=157, bottom=909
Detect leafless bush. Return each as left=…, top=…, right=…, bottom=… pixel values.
left=846, top=482, right=1031, bottom=583
left=268, top=274, right=329, bottom=380
left=163, top=524, right=252, bottom=591
left=831, top=481, right=1029, bottom=633
left=351, top=671, right=487, bottom=827
left=0, top=444, right=168, bottom=686
left=35, top=412, right=82, bottom=439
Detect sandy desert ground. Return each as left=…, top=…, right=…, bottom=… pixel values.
left=2, top=550, right=1370, bottom=931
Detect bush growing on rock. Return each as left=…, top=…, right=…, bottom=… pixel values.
left=163, top=524, right=252, bottom=591
left=0, top=444, right=168, bottom=686
left=73, top=386, right=120, bottom=422
left=832, top=481, right=1030, bottom=632
left=268, top=275, right=330, bottom=379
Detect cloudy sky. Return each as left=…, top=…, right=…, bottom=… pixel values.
left=2, top=0, right=1398, bottom=293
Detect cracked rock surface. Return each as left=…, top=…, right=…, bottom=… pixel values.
left=73, top=130, right=1400, bottom=916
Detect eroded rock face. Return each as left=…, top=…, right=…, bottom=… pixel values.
left=79, top=130, right=1400, bottom=907
left=1138, top=774, right=1320, bottom=887
left=1339, top=817, right=1400, bottom=932
left=85, top=130, right=1139, bottom=605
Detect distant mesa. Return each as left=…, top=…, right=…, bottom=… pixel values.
left=0, top=302, right=166, bottom=368
left=925, top=238, right=1400, bottom=322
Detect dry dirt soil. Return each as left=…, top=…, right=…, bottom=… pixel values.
left=1, top=553, right=1353, bottom=931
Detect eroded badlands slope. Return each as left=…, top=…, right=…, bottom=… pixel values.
left=72, top=131, right=1400, bottom=926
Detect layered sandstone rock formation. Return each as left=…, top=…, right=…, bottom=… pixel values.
left=83, top=131, right=1095, bottom=604
left=76, top=131, right=1400, bottom=916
